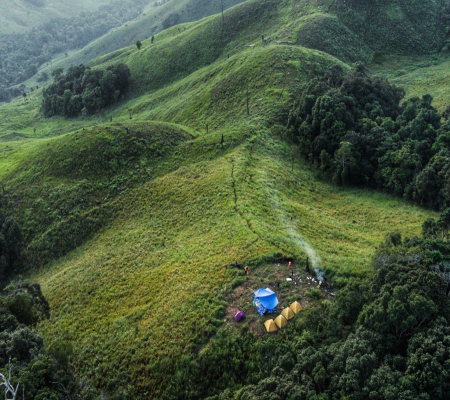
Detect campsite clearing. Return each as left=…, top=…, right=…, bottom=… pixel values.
left=225, top=262, right=333, bottom=335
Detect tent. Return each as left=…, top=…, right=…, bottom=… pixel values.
left=290, top=301, right=303, bottom=314
left=234, top=310, right=246, bottom=322
left=264, top=319, right=278, bottom=333
left=281, top=307, right=295, bottom=320
left=274, top=314, right=287, bottom=329
left=253, top=288, right=279, bottom=316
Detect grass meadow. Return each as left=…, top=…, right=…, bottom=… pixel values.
left=0, top=0, right=446, bottom=395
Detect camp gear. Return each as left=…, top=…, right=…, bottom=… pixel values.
left=264, top=319, right=278, bottom=333
left=281, top=307, right=295, bottom=320
left=274, top=314, right=288, bottom=328
left=234, top=310, right=246, bottom=322
left=253, top=288, right=279, bottom=316
left=289, top=301, right=302, bottom=313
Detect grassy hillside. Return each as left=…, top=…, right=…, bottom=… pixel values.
left=0, top=0, right=447, bottom=397
left=33, top=132, right=433, bottom=398
left=22, top=0, right=248, bottom=89
left=0, top=0, right=111, bottom=34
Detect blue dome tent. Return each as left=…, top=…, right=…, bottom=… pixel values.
left=253, top=288, right=279, bottom=316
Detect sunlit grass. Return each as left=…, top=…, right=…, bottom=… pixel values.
left=32, top=132, right=434, bottom=396
left=0, top=0, right=443, bottom=396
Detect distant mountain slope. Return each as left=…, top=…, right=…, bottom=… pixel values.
left=33, top=0, right=248, bottom=78
left=332, top=0, right=448, bottom=55
left=295, top=0, right=448, bottom=63
left=0, top=0, right=111, bottom=34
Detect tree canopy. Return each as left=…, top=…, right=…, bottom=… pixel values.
left=42, top=63, right=131, bottom=117
left=287, top=64, right=450, bottom=211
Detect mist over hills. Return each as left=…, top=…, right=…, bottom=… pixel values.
left=1, top=0, right=450, bottom=399
left=0, top=0, right=112, bottom=34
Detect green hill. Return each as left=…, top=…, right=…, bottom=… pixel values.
left=0, top=0, right=111, bottom=34
left=1, top=0, right=449, bottom=398
left=18, top=0, right=248, bottom=91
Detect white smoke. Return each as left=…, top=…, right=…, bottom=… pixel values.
left=258, top=162, right=322, bottom=274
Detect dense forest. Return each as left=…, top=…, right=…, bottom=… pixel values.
left=0, top=0, right=149, bottom=102
left=287, top=64, right=450, bottom=211
left=0, top=192, right=23, bottom=282
left=42, top=63, right=131, bottom=117
left=0, top=195, right=87, bottom=399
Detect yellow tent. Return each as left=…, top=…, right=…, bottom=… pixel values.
left=281, top=307, right=295, bottom=320
left=274, top=315, right=288, bottom=329
left=264, top=319, right=278, bottom=333
left=290, top=301, right=303, bottom=314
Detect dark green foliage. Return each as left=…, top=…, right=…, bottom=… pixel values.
left=42, top=63, right=131, bottom=117
left=207, top=211, right=450, bottom=400
left=0, top=281, right=89, bottom=400
left=2, top=281, right=50, bottom=323
left=0, top=192, right=23, bottom=281
left=287, top=64, right=450, bottom=210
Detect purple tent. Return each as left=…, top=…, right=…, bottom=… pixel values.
left=234, top=310, right=246, bottom=322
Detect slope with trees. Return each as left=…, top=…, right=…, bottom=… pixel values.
left=1, top=0, right=450, bottom=398
left=209, top=214, right=450, bottom=400
left=288, top=64, right=450, bottom=211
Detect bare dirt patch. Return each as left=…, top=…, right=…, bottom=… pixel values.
left=225, top=262, right=335, bottom=335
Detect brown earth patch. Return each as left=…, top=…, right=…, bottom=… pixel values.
left=225, top=262, right=335, bottom=336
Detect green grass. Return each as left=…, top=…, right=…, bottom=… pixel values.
left=294, top=13, right=374, bottom=64
left=331, top=0, right=447, bottom=56
left=18, top=0, right=249, bottom=91
left=31, top=131, right=433, bottom=397
left=0, top=0, right=445, bottom=397
left=367, top=54, right=450, bottom=111
left=390, top=58, right=450, bottom=111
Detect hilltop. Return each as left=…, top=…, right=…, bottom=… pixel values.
left=1, top=0, right=450, bottom=398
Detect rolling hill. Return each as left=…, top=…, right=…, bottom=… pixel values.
left=0, top=0, right=449, bottom=398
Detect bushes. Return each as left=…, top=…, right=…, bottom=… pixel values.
left=42, top=63, right=131, bottom=117
left=0, top=193, right=23, bottom=281
left=0, top=281, right=94, bottom=400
